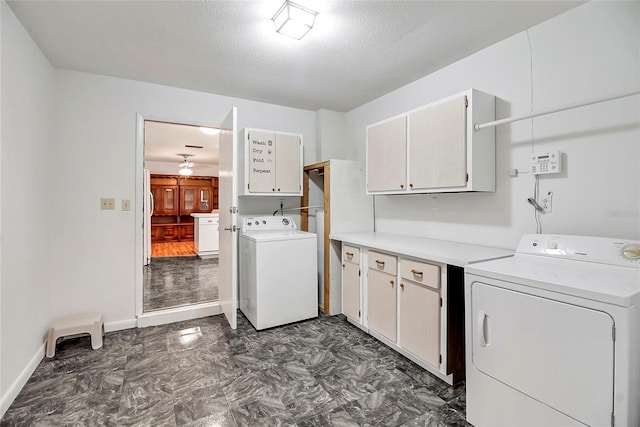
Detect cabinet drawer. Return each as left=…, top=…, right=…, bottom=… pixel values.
left=342, top=245, right=360, bottom=264
left=400, top=258, right=440, bottom=290
left=199, top=217, right=219, bottom=225
left=368, top=251, right=397, bottom=275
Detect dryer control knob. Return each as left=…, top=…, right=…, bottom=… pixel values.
left=622, top=244, right=640, bottom=260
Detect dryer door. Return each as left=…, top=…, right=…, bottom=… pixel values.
left=470, top=281, right=614, bottom=427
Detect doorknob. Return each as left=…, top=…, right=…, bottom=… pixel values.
left=224, top=225, right=238, bottom=232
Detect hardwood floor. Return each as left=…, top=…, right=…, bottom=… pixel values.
left=151, top=241, right=197, bottom=257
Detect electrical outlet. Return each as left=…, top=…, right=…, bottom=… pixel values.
left=542, top=192, right=553, bottom=213
left=101, top=198, right=115, bottom=210
left=122, top=199, right=131, bottom=211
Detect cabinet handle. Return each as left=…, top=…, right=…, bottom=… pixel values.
left=375, top=260, right=385, bottom=268
left=272, top=188, right=275, bottom=192
left=346, top=252, right=354, bottom=258
left=400, top=283, right=404, bottom=290
left=342, top=264, right=345, bottom=268
left=277, top=188, right=281, bottom=192
left=390, top=280, right=394, bottom=287
left=409, top=183, right=413, bottom=188
left=411, top=269, right=423, bottom=277
left=400, top=184, right=404, bottom=189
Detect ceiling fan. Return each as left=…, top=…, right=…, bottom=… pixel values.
left=177, top=154, right=195, bottom=176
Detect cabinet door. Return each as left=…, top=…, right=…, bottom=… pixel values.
left=367, top=116, right=407, bottom=192
left=367, top=269, right=397, bottom=342
left=181, top=188, right=195, bottom=214
left=179, top=224, right=194, bottom=241
left=163, top=186, right=178, bottom=215
left=342, top=261, right=360, bottom=321
left=409, top=95, right=467, bottom=189
left=247, top=130, right=276, bottom=193
left=399, top=280, right=440, bottom=367
left=161, top=224, right=179, bottom=242
left=275, top=134, right=301, bottom=193
left=199, top=187, right=211, bottom=212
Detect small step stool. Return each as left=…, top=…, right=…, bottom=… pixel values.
left=46, top=313, right=104, bottom=358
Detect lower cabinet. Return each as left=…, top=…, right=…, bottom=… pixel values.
left=342, top=245, right=361, bottom=322
left=368, top=269, right=397, bottom=342
left=399, top=279, right=441, bottom=367
left=367, top=250, right=398, bottom=342
left=339, top=245, right=465, bottom=385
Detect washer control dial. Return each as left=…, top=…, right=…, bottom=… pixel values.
left=622, top=244, right=640, bottom=260
left=282, top=218, right=290, bottom=226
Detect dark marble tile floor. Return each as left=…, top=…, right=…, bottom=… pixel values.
left=1, top=313, right=469, bottom=427
left=144, top=257, right=219, bottom=312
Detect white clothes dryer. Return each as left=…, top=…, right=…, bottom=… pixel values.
left=239, top=216, right=318, bottom=330
left=465, top=234, right=640, bottom=427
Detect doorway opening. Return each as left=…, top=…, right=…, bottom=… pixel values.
left=143, top=119, right=221, bottom=313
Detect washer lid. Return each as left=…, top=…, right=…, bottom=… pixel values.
left=467, top=254, right=640, bottom=307
left=241, top=229, right=316, bottom=243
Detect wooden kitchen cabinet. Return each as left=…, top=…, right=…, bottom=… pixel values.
left=367, top=251, right=398, bottom=342
left=150, top=175, right=219, bottom=243
left=366, top=116, right=407, bottom=192
left=342, top=245, right=361, bottom=322
left=241, top=129, right=303, bottom=196
left=151, top=185, right=179, bottom=216
left=366, top=89, right=495, bottom=194
left=399, top=259, right=442, bottom=368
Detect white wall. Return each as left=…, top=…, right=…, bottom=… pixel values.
left=49, top=70, right=316, bottom=328
left=316, top=109, right=350, bottom=161
left=346, top=1, right=640, bottom=249
left=0, top=1, right=55, bottom=412
left=145, top=160, right=218, bottom=177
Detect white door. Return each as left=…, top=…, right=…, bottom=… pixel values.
left=275, top=133, right=301, bottom=193
left=143, top=168, right=152, bottom=266
left=471, top=281, right=614, bottom=427
left=366, top=116, right=407, bottom=192
left=219, top=107, right=238, bottom=329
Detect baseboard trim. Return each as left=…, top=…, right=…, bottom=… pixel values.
left=137, top=302, right=222, bottom=328
left=105, top=318, right=137, bottom=333
left=1, top=342, right=45, bottom=418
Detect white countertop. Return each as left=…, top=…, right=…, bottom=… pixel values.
left=191, top=212, right=219, bottom=218
left=330, top=231, right=513, bottom=267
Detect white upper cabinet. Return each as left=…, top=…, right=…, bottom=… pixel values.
left=241, top=128, right=303, bottom=196
left=366, top=89, right=495, bottom=194
left=366, top=116, right=407, bottom=192
left=409, top=95, right=467, bottom=190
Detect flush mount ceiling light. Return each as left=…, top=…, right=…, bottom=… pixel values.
left=178, top=154, right=194, bottom=176
left=272, top=1, right=318, bottom=40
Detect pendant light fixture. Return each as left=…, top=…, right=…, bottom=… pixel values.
left=272, top=1, right=318, bottom=40
left=178, top=154, right=194, bottom=176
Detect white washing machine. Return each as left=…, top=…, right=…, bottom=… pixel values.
left=239, top=216, right=318, bottom=330
left=465, top=234, right=640, bottom=427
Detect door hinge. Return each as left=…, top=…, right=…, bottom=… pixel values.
left=229, top=206, right=238, bottom=214
left=359, top=269, right=361, bottom=277
left=465, top=96, right=468, bottom=108
left=611, top=412, right=615, bottom=427
left=358, top=310, right=361, bottom=318
left=440, top=297, right=443, bottom=307
left=439, top=354, right=442, bottom=365
left=612, top=325, right=616, bottom=342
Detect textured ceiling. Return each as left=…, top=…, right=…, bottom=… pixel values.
left=144, top=121, right=219, bottom=165
left=8, top=1, right=582, bottom=112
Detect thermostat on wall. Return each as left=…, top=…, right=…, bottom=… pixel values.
left=531, top=151, right=562, bottom=175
